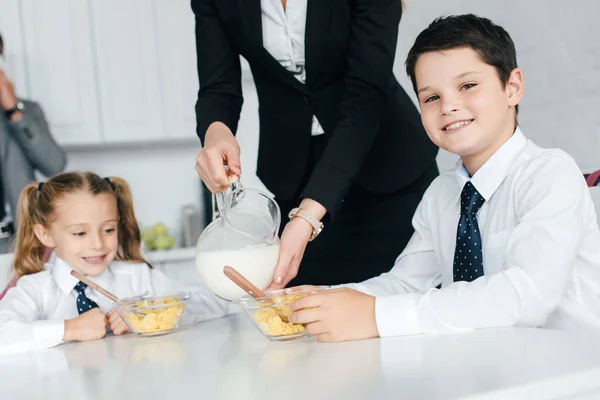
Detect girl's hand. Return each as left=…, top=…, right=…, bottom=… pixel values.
left=107, top=308, right=129, bottom=336
left=63, top=308, right=107, bottom=342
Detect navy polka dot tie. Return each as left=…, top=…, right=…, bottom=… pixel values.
left=74, top=281, right=99, bottom=314
left=453, top=181, right=485, bottom=282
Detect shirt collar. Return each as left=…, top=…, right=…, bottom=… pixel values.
left=454, top=126, right=528, bottom=203
left=51, top=256, right=113, bottom=296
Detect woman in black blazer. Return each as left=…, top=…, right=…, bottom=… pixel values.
left=193, top=0, right=438, bottom=289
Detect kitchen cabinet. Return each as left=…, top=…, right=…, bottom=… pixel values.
left=20, top=0, right=102, bottom=145
left=10, top=0, right=205, bottom=146
left=154, top=0, right=199, bottom=140
left=0, top=0, right=28, bottom=96
left=89, top=0, right=164, bottom=143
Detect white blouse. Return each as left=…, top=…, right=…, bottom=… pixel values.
left=261, top=0, right=325, bottom=136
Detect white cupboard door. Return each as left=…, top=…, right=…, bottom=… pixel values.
left=154, top=0, right=198, bottom=140
left=20, top=0, right=102, bottom=145
left=0, top=0, right=28, bottom=97
left=90, top=0, right=164, bottom=142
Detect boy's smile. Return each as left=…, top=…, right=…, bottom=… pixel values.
left=414, top=47, right=523, bottom=175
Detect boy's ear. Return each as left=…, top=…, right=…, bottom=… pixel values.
left=33, top=224, right=56, bottom=248
left=506, top=68, right=524, bottom=107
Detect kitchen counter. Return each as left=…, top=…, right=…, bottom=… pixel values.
left=1, top=314, right=600, bottom=400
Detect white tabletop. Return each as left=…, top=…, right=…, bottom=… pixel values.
left=1, top=314, right=600, bottom=400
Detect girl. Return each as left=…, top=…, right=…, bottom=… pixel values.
left=0, top=171, right=229, bottom=355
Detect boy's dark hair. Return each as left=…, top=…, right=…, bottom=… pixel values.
left=0, top=32, right=4, bottom=56
left=405, top=14, right=518, bottom=96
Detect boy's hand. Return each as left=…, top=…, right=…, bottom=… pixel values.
left=107, top=308, right=129, bottom=335
left=63, top=308, right=107, bottom=342
left=290, top=288, right=379, bottom=342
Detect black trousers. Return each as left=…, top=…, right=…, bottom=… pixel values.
left=277, top=136, right=439, bottom=286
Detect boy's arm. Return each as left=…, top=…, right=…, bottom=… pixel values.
left=347, top=233, right=441, bottom=296
left=0, top=279, right=65, bottom=356
left=375, top=156, right=587, bottom=337
left=347, top=181, right=442, bottom=295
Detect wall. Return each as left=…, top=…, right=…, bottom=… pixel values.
left=395, top=0, right=600, bottom=172
left=53, top=0, right=600, bottom=240
left=61, top=76, right=264, bottom=243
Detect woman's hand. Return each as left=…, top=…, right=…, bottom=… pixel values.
left=195, top=122, right=241, bottom=193
left=267, top=198, right=327, bottom=290
left=267, top=217, right=314, bottom=290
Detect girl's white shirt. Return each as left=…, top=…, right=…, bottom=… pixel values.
left=0, top=257, right=233, bottom=355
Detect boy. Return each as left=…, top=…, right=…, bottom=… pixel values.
left=289, top=14, right=600, bottom=342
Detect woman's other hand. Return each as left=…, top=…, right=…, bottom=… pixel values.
left=268, top=198, right=327, bottom=290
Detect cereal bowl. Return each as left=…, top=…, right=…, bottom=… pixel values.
left=238, top=286, right=328, bottom=341
left=115, top=292, right=190, bottom=337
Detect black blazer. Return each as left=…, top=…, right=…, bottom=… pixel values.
left=192, top=0, right=438, bottom=216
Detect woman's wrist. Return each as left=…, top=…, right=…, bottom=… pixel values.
left=299, top=198, right=327, bottom=221
left=289, top=198, right=326, bottom=241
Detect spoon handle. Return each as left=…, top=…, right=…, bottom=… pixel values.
left=70, top=270, right=119, bottom=302
left=223, top=265, right=268, bottom=299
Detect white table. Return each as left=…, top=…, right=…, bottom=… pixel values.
left=1, top=314, right=600, bottom=400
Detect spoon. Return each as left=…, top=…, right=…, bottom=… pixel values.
left=223, top=265, right=289, bottom=322
left=70, top=270, right=146, bottom=317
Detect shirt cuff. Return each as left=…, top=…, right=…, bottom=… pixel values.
left=375, top=291, right=471, bottom=337
left=375, top=293, right=423, bottom=337
left=344, top=283, right=376, bottom=296
left=34, top=320, right=66, bottom=349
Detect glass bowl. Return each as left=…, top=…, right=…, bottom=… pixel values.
left=238, top=286, right=329, bottom=341
left=115, top=291, right=191, bottom=337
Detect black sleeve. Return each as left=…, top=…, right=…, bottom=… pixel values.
left=192, top=0, right=243, bottom=143
left=300, top=0, right=402, bottom=217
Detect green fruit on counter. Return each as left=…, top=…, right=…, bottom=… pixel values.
left=152, top=223, right=168, bottom=236
left=141, top=228, right=156, bottom=243
left=154, top=235, right=175, bottom=250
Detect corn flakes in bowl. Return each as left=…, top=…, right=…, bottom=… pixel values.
left=115, top=292, right=190, bottom=337
left=239, top=286, right=328, bottom=341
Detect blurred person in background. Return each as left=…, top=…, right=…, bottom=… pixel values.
left=0, top=31, right=66, bottom=254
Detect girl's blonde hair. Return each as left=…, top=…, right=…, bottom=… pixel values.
left=12, top=171, right=150, bottom=277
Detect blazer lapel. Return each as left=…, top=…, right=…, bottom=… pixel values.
left=239, top=0, right=308, bottom=94
left=305, top=0, right=332, bottom=88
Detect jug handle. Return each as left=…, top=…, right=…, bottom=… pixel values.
left=211, top=179, right=243, bottom=220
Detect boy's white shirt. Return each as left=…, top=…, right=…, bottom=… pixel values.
left=0, top=257, right=233, bottom=355
left=349, top=127, right=600, bottom=337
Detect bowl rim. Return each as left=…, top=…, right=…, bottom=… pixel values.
left=238, top=285, right=329, bottom=305
left=115, top=291, right=191, bottom=310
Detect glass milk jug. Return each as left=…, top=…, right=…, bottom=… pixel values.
left=196, top=181, right=281, bottom=301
